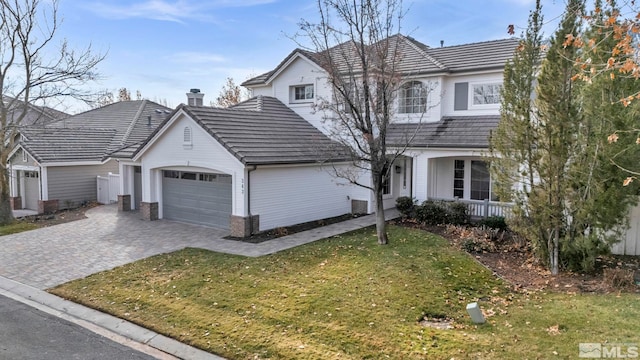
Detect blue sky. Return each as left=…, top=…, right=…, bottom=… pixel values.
left=56, top=0, right=567, bottom=113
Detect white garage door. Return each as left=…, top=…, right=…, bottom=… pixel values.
left=23, top=171, right=39, bottom=210
left=162, top=171, right=232, bottom=229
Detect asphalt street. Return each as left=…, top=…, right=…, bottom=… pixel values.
left=0, top=294, right=157, bottom=360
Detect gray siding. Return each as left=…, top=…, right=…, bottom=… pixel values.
left=9, top=148, right=38, bottom=167
left=47, top=160, right=119, bottom=209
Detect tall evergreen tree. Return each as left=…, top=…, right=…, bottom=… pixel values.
left=490, top=0, right=545, bottom=260
left=566, top=0, right=640, bottom=270
left=532, top=0, right=585, bottom=275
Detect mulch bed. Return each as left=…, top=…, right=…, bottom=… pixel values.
left=16, top=203, right=97, bottom=227
left=391, top=218, right=640, bottom=294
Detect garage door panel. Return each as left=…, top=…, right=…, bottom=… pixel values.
left=162, top=172, right=231, bottom=229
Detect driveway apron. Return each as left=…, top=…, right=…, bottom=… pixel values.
left=0, top=205, right=231, bottom=290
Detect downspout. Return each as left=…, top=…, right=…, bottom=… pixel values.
left=247, top=165, right=257, bottom=235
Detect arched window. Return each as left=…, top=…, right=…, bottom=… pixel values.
left=399, top=81, right=427, bottom=114
left=183, top=126, right=192, bottom=149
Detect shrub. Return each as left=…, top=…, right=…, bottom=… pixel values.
left=395, top=196, right=416, bottom=217
left=478, top=216, right=508, bottom=231
left=603, top=268, right=634, bottom=289
left=447, top=201, right=469, bottom=225
left=561, top=234, right=610, bottom=273
left=414, top=200, right=468, bottom=226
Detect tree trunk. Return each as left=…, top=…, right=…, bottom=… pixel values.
left=550, top=227, right=559, bottom=276
left=0, top=169, right=14, bottom=226
left=375, top=184, right=388, bottom=245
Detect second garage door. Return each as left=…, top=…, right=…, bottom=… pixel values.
left=162, top=171, right=232, bottom=229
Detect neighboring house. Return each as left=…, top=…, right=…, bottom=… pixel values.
left=7, top=100, right=170, bottom=213
left=117, top=93, right=356, bottom=237
left=2, top=96, right=69, bottom=126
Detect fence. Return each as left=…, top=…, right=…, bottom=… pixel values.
left=97, top=173, right=120, bottom=204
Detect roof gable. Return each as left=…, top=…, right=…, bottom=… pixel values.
left=136, top=96, right=349, bottom=166
left=243, top=35, right=519, bottom=86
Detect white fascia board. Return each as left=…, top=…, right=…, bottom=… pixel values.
left=41, top=160, right=108, bottom=167
left=250, top=160, right=354, bottom=170
left=266, top=52, right=326, bottom=85
left=133, top=109, right=188, bottom=162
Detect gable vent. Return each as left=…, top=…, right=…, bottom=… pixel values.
left=183, top=126, right=193, bottom=149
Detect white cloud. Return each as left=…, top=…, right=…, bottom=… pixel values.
left=86, top=0, right=277, bottom=23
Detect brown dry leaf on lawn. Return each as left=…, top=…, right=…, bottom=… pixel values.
left=546, top=324, right=561, bottom=335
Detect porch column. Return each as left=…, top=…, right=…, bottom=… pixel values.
left=118, top=164, right=133, bottom=212
left=140, top=168, right=160, bottom=221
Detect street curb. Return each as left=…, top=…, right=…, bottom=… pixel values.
left=0, top=276, right=224, bottom=360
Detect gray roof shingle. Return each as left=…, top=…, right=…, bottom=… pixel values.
left=49, top=100, right=171, bottom=153
left=19, top=127, right=118, bottom=162
left=139, top=96, right=349, bottom=165
left=3, top=96, right=69, bottom=126
left=243, top=35, right=519, bottom=86
left=387, top=115, right=499, bottom=149
left=19, top=100, right=171, bottom=163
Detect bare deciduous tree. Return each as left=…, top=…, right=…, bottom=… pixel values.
left=0, top=0, right=104, bottom=224
left=298, top=0, right=434, bottom=244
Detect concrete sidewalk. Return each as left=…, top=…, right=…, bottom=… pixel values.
left=0, top=206, right=398, bottom=359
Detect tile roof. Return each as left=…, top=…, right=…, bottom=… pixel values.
left=19, top=100, right=171, bottom=163
left=140, top=96, right=350, bottom=165
left=242, top=35, right=519, bottom=86
left=3, top=96, right=69, bottom=126
left=387, top=115, right=499, bottom=149
left=19, top=127, right=118, bottom=163
left=49, top=100, right=171, bottom=153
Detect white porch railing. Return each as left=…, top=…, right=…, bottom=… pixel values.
left=428, top=197, right=514, bottom=219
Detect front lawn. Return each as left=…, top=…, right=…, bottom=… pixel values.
left=50, top=226, right=640, bottom=359
left=0, top=220, right=39, bottom=236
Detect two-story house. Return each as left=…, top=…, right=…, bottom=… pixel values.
left=242, top=35, right=519, bottom=217
left=117, top=35, right=520, bottom=239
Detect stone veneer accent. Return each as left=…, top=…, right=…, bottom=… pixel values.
left=229, top=214, right=260, bottom=238
left=9, top=197, right=21, bottom=211
left=351, top=199, right=368, bottom=215
left=118, top=195, right=131, bottom=212
left=38, top=200, right=58, bottom=214
left=141, top=202, right=158, bottom=221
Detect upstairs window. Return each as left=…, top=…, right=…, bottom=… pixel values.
left=399, top=81, right=427, bottom=114
left=472, top=83, right=501, bottom=106
left=291, top=84, right=314, bottom=102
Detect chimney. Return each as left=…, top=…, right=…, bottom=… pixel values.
left=440, top=40, right=444, bottom=48
left=186, top=88, right=204, bottom=106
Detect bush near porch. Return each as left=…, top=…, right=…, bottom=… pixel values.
left=50, top=226, right=640, bottom=359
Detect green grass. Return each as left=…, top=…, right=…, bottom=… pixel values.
left=50, top=226, right=640, bottom=359
left=0, top=220, right=39, bottom=236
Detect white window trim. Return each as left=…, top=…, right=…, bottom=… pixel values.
left=468, top=82, right=502, bottom=110
left=289, top=84, right=315, bottom=104
left=398, top=80, right=429, bottom=114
